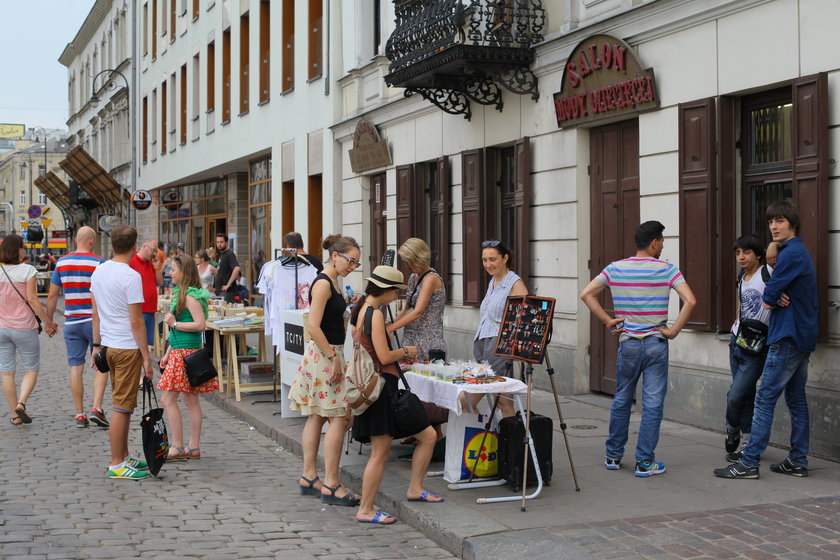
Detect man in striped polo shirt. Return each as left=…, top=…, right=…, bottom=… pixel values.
left=47, top=226, right=108, bottom=428
left=580, top=221, right=696, bottom=477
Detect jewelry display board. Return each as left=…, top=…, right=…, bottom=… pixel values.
left=494, top=296, right=556, bottom=363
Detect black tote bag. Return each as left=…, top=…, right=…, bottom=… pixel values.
left=140, top=378, right=169, bottom=476
left=391, top=368, right=429, bottom=437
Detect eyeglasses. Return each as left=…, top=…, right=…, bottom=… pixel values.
left=481, top=240, right=502, bottom=248
left=337, top=252, right=361, bottom=268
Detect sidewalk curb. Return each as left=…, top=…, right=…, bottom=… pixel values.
left=203, top=391, right=592, bottom=559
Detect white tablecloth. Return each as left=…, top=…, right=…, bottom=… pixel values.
left=403, top=371, right=526, bottom=416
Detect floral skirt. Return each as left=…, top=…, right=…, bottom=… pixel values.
left=287, top=340, right=347, bottom=417
left=158, top=347, right=220, bottom=393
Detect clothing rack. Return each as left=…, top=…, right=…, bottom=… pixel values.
left=253, top=248, right=301, bottom=408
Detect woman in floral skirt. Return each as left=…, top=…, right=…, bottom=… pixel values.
left=288, top=234, right=361, bottom=506
left=158, top=254, right=216, bottom=459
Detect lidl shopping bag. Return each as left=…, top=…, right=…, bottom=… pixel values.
left=443, top=411, right=500, bottom=483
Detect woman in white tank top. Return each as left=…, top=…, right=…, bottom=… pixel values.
left=194, top=250, right=217, bottom=290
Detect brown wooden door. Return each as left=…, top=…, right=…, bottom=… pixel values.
left=369, top=173, right=387, bottom=270
left=589, top=120, right=640, bottom=394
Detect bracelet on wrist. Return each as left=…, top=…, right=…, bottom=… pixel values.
left=402, top=347, right=409, bottom=357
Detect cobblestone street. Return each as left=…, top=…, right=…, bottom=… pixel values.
left=0, top=318, right=455, bottom=560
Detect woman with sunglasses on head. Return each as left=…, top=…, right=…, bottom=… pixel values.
left=1, top=234, right=58, bottom=425
left=288, top=234, right=362, bottom=506
left=472, top=239, right=528, bottom=418
left=352, top=266, right=442, bottom=525
left=158, top=254, right=215, bottom=459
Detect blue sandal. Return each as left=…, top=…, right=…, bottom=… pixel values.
left=407, top=490, right=444, bottom=503
left=299, top=476, right=322, bottom=496
left=357, top=511, right=398, bottom=525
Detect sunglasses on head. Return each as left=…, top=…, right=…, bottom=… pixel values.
left=481, top=240, right=502, bottom=248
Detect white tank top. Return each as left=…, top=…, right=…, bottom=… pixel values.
left=198, top=264, right=214, bottom=290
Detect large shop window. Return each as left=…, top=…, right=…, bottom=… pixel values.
left=249, top=157, right=271, bottom=300
left=159, top=181, right=227, bottom=256
left=678, top=73, right=828, bottom=339
left=395, top=158, right=451, bottom=297
left=461, top=138, right=530, bottom=306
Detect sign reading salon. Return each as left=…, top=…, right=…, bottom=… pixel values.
left=553, top=34, right=658, bottom=128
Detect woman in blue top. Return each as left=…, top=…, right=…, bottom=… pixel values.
left=159, top=254, right=215, bottom=460
left=472, top=240, right=527, bottom=417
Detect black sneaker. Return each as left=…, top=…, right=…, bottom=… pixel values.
left=770, top=458, right=808, bottom=477
left=89, top=408, right=109, bottom=428
left=725, top=450, right=742, bottom=462
left=713, top=460, right=759, bottom=479
left=724, top=430, right=740, bottom=453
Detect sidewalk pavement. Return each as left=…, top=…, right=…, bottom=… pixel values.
left=208, top=381, right=840, bottom=560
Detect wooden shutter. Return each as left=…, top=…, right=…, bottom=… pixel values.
left=716, top=96, right=737, bottom=332
left=461, top=149, right=484, bottom=306
left=395, top=164, right=415, bottom=278
left=434, top=156, right=451, bottom=298
left=513, top=137, right=531, bottom=291
left=792, top=73, right=829, bottom=341
left=678, top=98, right=716, bottom=331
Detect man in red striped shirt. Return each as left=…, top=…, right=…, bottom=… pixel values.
left=47, top=226, right=108, bottom=428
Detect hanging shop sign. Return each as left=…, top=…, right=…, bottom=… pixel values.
left=348, top=119, right=392, bottom=173
left=553, top=34, right=659, bottom=128
left=132, top=189, right=153, bottom=210
left=98, top=214, right=121, bottom=232
left=161, top=189, right=181, bottom=203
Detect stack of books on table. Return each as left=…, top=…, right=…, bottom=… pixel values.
left=212, top=316, right=245, bottom=328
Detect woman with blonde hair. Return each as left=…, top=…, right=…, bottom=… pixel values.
left=158, top=254, right=215, bottom=458
left=288, top=234, right=362, bottom=505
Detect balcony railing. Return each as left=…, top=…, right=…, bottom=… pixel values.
left=385, top=0, right=545, bottom=119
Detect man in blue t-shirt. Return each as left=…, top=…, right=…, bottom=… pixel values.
left=47, top=226, right=108, bottom=429
left=714, top=201, right=819, bottom=479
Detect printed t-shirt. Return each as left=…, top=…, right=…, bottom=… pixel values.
left=0, top=263, right=38, bottom=330
left=129, top=253, right=158, bottom=313
left=50, top=252, right=106, bottom=324
left=731, top=265, right=773, bottom=334
left=90, top=260, right=144, bottom=349
left=596, top=257, right=685, bottom=339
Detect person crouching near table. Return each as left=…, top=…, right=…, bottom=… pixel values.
left=352, top=266, right=444, bottom=525
left=158, top=254, right=216, bottom=460
left=470, top=240, right=528, bottom=418
left=288, top=235, right=361, bottom=506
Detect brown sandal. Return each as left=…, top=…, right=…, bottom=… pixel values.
left=167, top=446, right=189, bottom=460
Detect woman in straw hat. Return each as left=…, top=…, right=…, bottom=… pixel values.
left=351, top=265, right=443, bottom=525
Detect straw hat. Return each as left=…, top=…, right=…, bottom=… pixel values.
left=364, top=265, right=407, bottom=290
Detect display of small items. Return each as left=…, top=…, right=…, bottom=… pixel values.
left=494, top=295, right=556, bottom=363
left=409, top=360, right=495, bottom=382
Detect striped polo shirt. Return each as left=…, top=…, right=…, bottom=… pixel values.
left=596, top=257, right=685, bottom=339
left=50, top=252, right=106, bottom=324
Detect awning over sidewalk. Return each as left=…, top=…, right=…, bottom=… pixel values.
left=58, top=146, right=125, bottom=206
left=33, top=171, right=72, bottom=214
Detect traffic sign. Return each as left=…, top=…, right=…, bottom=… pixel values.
left=20, top=221, right=28, bottom=231
left=27, top=205, right=42, bottom=219
left=41, top=218, right=53, bottom=230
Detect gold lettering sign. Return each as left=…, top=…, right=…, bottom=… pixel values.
left=553, top=35, right=658, bottom=128
left=349, top=119, right=392, bottom=173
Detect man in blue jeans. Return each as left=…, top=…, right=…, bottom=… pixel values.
left=714, top=201, right=818, bottom=479
left=580, top=221, right=696, bottom=477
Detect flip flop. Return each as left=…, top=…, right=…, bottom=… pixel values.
left=167, top=446, right=189, bottom=460
left=407, top=490, right=445, bottom=503
left=357, top=511, right=398, bottom=525
left=9, top=416, right=22, bottom=425
left=321, top=484, right=361, bottom=506
left=299, top=476, right=322, bottom=496
left=15, top=403, right=31, bottom=424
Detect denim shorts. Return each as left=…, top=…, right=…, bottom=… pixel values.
left=0, top=327, right=41, bottom=372
left=142, top=312, right=155, bottom=346
left=64, top=321, right=93, bottom=366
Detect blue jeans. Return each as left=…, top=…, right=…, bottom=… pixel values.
left=740, top=339, right=810, bottom=468
left=605, top=336, right=669, bottom=463
left=726, top=335, right=766, bottom=435
left=142, top=312, right=155, bottom=346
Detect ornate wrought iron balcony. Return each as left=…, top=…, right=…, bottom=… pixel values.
left=385, top=0, right=545, bottom=120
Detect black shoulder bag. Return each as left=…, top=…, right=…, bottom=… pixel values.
left=734, top=267, right=769, bottom=356
left=0, top=264, right=42, bottom=334
left=183, top=331, right=218, bottom=387
left=388, top=324, right=429, bottom=436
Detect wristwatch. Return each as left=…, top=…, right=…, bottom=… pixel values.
left=173, top=321, right=178, bottom=330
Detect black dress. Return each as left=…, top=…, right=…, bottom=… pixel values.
left=351, top=307, right=430, bottom=443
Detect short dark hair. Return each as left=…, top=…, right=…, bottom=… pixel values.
left=283, top=232, right=304, bottom=249
left=111, top=224, right=138, bottom=255
left=764, top=200, right=799, bottom=235
left=216, top=233, right=229, bottom=242
left=0, top=234, right=24, bottom=264
left=634, top=221, right=665, bottom=250
left=733, top=235, right=764, bottom=261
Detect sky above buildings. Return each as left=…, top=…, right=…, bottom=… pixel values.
left=0, top=1, right=94, bottom=132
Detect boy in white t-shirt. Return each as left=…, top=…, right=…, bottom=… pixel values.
left=90, top=225, right=153, bottom=480
left=723, top=235, right=781, bottom=462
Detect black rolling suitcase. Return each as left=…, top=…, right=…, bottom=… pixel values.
left=497, top=411, right=553, bottom=491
